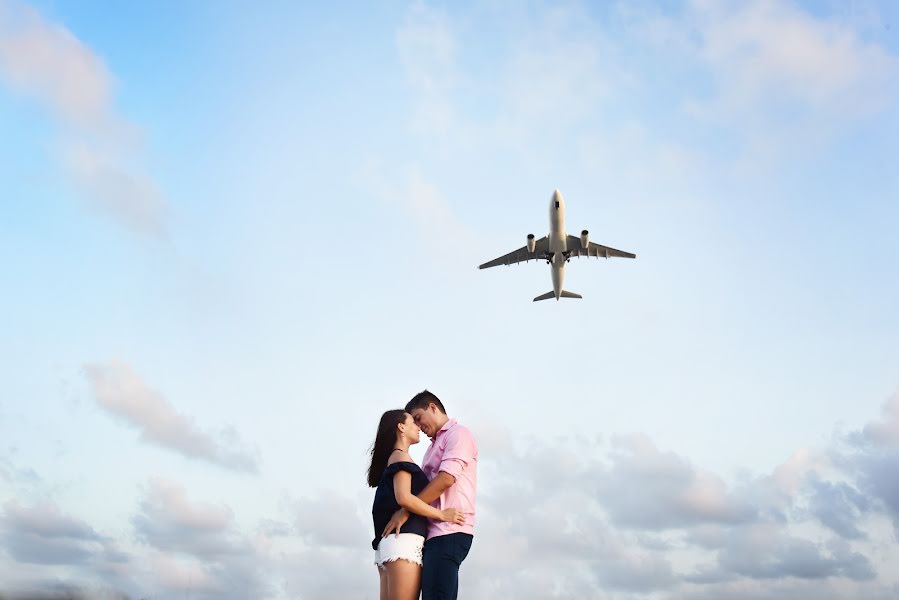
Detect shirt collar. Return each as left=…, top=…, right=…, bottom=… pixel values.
left=435, top=418, right=457, bottom=437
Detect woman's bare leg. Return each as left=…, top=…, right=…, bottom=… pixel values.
left=385, top=559, right=422, bottom=600
left=378, top=566, right=388, bottom=600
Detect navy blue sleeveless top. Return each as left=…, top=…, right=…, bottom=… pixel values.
left=372, top=461, right=429, bottom=549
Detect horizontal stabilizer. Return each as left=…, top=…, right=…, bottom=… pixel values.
left=533, top=290, right=583, bottom=302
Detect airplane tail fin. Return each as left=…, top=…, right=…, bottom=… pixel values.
left=533, top=290, right=582, bottom=302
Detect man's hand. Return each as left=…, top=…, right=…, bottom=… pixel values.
left=381, top=508, right=410, bottom=538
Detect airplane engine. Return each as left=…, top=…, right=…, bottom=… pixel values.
left=580, top=229, right=589, bottom=249
left=527, top=233, right=536, bottom=253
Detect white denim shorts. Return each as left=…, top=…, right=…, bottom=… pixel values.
left=374, top=533, right=425, bottom=569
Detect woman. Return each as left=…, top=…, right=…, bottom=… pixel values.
left=368, top=409, right=465, bottom=600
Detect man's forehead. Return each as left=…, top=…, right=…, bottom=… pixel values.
left=410, top=408, right=426, bottom=418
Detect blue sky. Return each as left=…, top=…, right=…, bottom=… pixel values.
left=1, top=1, right=898, bottom=598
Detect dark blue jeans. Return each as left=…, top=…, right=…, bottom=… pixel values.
left=421, top=533, right=473, bottom=600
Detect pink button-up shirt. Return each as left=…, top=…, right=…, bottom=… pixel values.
left=421, top=419, right=478, bottom=540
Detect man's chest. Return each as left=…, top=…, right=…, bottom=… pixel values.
left=421, top=440, right=444, bottom=478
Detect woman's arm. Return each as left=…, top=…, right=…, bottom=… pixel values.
left=414, top=472, right=456, bottom=504
left=392, top=471, right=464, bottom=524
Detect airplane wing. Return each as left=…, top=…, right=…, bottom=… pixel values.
left=566, top=235, right=636, bottom=259
left=479, top=236, right=549, bottom=269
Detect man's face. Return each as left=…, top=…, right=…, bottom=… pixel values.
left=410, top=405, right=441, bottom=438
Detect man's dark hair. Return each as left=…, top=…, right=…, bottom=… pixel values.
left=405, top=389, right=446, bottom=414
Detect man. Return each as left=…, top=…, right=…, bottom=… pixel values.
left=382, top=390, right=477, bottom=600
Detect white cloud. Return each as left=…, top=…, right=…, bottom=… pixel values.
left=83, top=361, right=259, bottom=472
left=279, top=545, right=372, bottom=600
left=133, top=478, right=236, bottom=547
left=0, top=500, right=135, bottom=597
left=806, top=478, right=869, bottom=540
left=132, top=478, right=272, bottom=600
left=697, top=523, right=874, bottom=581
left=0, top=0, right=168, bottom=235
left=0, top=0, right=109, bottom=127
left=455, top=404, right=899, bottom=598
left=149, top=553, right=221, bottom=595
left=691, top=0, right=897, bottom=116
left=664, top=0, right=899, bottom=164
left=607, top=1, right=899, bottom=172
left=292, top=491, right=368, bottom=548
left=61, top=141, right=167, bottom=235
left=598, top=433, right=758, bottom=529
left=394, top=1, right=899, bottom=181
left=1, top=500, right=105, bottom=565
left=679, top=577, right=899, bottom=600
left=843, top=391, right=899, bottom=535
left=860, top=390, right=899, bottom=447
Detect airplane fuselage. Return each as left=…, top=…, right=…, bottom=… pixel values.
left=547, top=189, right=567, bottom=300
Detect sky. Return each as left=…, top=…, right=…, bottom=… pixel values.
left=1, top=0, right=898, bottom=598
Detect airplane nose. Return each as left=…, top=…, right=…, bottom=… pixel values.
left=551, top=189, right=563, bottom=209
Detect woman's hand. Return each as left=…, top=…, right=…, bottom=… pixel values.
left=441, top=508, right=465, bottom=524
left=382, top=508, right=410, bottom=538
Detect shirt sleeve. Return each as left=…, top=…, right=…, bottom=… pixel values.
left=439, top=427, right=477, bottom=479
left=383, top=462, right=419, bottom=478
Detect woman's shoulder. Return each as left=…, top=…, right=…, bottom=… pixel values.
left=384, top=456, right=422, bottom=473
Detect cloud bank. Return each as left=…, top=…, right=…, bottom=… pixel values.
left=2, top=390, right=899, bottom=598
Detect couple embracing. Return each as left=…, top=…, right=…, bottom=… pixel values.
left=368, top=390, right=477, bottom=600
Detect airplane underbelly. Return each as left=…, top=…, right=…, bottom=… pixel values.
left=548, top=232, right=567, bottom=253
left=551, top=262, right=564, bottom=292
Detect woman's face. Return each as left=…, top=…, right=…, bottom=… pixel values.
left=401, top=413, right=421, bottom=444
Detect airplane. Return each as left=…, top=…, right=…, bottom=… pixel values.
left=478, top=189, right=636, bottom=301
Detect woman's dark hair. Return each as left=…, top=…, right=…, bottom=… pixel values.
left=367, top=409, right=407, bottom=487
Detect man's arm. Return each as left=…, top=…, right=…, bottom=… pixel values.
left=381, top=472, right=456, bottom=537
left=415, top=471, right=456, bottom=504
